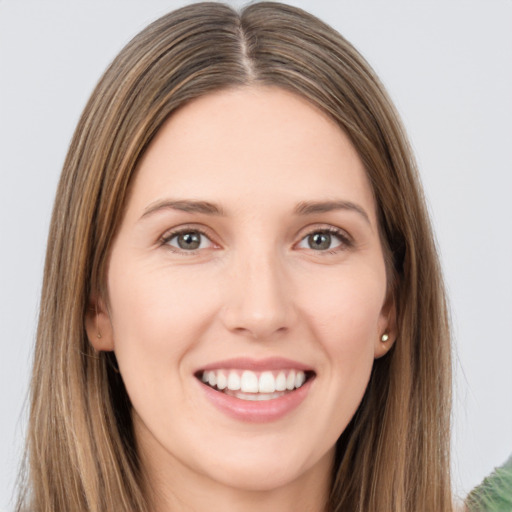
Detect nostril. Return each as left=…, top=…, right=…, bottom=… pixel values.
left=219, top=272, right=296, bottom=338
left=221, top=309, right=293, bottom=340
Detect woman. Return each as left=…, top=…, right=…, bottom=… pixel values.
left=17, top=2, right=452, bottom=511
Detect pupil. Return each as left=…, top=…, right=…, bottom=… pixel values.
left=178, top=232, right=201, bottom=250
left=309, top=232, right=331, bottom=250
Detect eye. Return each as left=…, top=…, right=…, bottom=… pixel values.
left=296, top=228, right=350, bottom=252
left=162, top=229, right=215, bottom=252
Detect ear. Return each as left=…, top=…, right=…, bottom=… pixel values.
left=84, top=295, right=115, bottom=352
left=374, top=292, right=397, bottom=359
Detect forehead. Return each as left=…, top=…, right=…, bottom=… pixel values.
left=128, top=86, right=376, bottom=221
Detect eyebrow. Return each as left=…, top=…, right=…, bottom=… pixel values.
left=294, top=200, right=371, bottom=225
left=141, top=199, right=225, bottom=219
left=140, top=198, right=371, bottom=225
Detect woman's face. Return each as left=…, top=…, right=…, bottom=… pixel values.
left=89, top=86, right=394, bottom=496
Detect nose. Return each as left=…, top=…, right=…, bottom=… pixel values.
left=220, top=250, right=296, bottom=340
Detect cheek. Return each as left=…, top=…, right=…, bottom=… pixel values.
left=299, top=265, right=386, bottom=402
left=285, top=269, right=386, bottom=450
left=301, top=266, right=386, bottom=347
left=107, top=261, right=219, bottom=375
left=105, top=261, right=224, bottom=436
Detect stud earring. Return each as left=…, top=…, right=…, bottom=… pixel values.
left=381, top=333, right=389, bottom=342
left=95, top=316, right=102, bottom=338
left=94, top=304, right=102, bottom=339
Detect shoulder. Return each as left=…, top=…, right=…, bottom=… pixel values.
left=466, top=455, right=512, bottom=511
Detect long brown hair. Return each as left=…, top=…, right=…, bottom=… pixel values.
left=18, top=2, right=452, bottom=511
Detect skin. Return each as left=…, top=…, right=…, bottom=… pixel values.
left=86, top=86, right=396, bottom=512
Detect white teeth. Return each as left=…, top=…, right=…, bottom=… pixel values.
left=201, top=368, right=310, bottom=394
left=227, top=371, right=241, bottom=391
left=258, top=371, right=276, bottom=393
left=217, top=370, right=227, bottom=390
left=230, top=391, right=286, bottom=401
left=286, top=370, right=296, bottom=390
left=275, top=372, right=287, bottom=391
left=240, top=370, right=259, bottom=393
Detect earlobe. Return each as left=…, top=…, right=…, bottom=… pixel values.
left=374, top=294, right=397, bottom=359
left=374, top=331, right=395, bottom=358
left=84, top=297, right=115, bottom=352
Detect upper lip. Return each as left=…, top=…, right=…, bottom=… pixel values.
left=197, top=357, right=314, bottom=373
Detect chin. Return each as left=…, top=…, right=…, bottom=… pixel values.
left=197, top=443, right=334, bottom=493
left=209, top=463, right=306, bottom=492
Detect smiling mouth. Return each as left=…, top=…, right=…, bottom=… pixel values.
left=196, top=369, right=315, bottom=401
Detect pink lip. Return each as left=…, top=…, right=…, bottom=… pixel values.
left=198, top=379, right=313, bottom=423
left=197, top=357, right=313, bottom=372
left=195, top=357, right=315, bottom=423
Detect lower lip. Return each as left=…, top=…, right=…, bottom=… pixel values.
left=198, top=378, right=314, bottom=423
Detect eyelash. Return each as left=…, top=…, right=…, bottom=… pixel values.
left=159, top=225, right=353, bottom=255
left=300, top=227, right=353, bottom=254
left=160, top=226, right=215, bottom=254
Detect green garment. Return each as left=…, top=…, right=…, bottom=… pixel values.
left=466, top=455, right=512, bottom=512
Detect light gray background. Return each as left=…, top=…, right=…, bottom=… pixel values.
left=1, top=1, right=511, bottom=509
